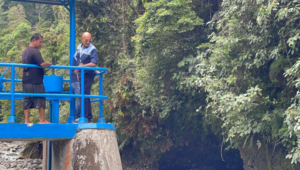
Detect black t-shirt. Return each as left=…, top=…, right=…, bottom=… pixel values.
left=22, top=46, right=45, bottom=84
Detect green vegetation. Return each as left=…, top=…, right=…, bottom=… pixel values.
left=1, top=0, right=300, bottom=169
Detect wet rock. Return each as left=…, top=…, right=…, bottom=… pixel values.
left=10, top=163, right=16, bottom=168
left=6, top=153, right=17, bottom=156
left=0, top=141, right=43, bottom=170
left=5, top=163, right=10, bottom=168
left=0, top=147, right=10, bottom=151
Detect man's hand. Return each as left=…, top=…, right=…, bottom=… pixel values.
left=74, top=69, right=79, bottom=81
left=95, top=70, right=101, bottom=80
left=74, top=63, right=83, bottom=81
left=82, top=62, right=96, bottom=67
left=76, top=73, right=80, bottom=81
left=40, top=62, right=52, bottom=67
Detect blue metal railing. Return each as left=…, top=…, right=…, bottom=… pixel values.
left=0, top=63, right=108, bottom=124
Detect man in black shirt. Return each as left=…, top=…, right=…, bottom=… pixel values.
left=22, top=33, right=52, bottom=124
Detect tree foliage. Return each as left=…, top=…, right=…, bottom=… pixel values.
left=5, top=0, right=300, bottom=169
left=184, top=0, right=300, bottom=164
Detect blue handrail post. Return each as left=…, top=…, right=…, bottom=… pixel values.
left=78, top=69, right=87, bottom=123
left=0, top=65, right=12, bottom=92
left=8, top=66, right=17, bottom=123
left=98, top=73, right=105, bottom=123
left=48, top=100, right=52, bottom=170
left=52, top=99, right=60, bottom=123
left=67, top=0, right=77, bottom=123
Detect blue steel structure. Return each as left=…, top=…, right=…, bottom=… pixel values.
left=7, top=0, right=76, bottom=123
left=0, top=0, right=115, bottom=125
left=0, top=0, right=115, bottom=144
left=0, top=1, right=114, bottom=169
left=0, top=63, right=115, bottom=133
left=1, top=1, right=114, bottom=169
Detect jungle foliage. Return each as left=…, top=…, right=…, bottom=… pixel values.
left=186, top=0, right=300, bottom=165
left=1, top=0, right=300, bottom=169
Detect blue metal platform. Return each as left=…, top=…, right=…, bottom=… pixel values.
left=0, top=123, right=115, bottom=141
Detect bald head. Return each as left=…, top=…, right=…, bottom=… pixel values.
left=81, top=32, right=92, bottom=48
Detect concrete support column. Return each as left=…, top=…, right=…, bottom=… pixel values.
left=42, top=141, right=49, bottom=170
left=52, top=129, right=122, bottom=170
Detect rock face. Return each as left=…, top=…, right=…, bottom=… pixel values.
left=0, top=141, right=43, bottom=170
left=52, top=129, right=122, bottom=170
left=238, top=140, right=300, bottom=170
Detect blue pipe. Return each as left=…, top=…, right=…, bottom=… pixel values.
left=2, top=78, right=69, bottom=82
left=91, top=99, right=101, bottom=103
left=79, top=68, right=87, bottom=123
left=67, top=0, right=77, bottom=123
left=48, top=101, right=52, bottom=170
left=0, top=93, right=109, bottom=100
left=99, top=75, right=103, bottom=97
left=52, top=100, right=60, bottom=123
left=8, top=66, right=16, bottom=123
left=0, top=63, right=108, bottom=72
left=98, top=74, right=105, bottom=123
left=0, top=65, right=11, bottom=78
left=58, top=0, right=70, bottom=11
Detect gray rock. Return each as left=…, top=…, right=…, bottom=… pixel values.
left=0, top=147, right=9, bottom=151
left=10, top=162, right=16, bottom=168
left=5, top=163, right=10, bottom=168
left=6, top=153, right=17, bottom=156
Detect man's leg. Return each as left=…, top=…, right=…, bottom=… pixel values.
left=84, top=73, right=95, bottom=121
left=75, top=99, right=81, bottom=118
left=24, top=109, right=31, bottom=124
left=84, top=99, right=92, bottom=120
left=35, top=84, right=49, bottom=124
left=71, top=82, right=81, bottom=118
left=39, top=107, right=50, bottom=124
left=23, top=85, right=32, bottom=123
left=75, top=82, right=81, bottom=118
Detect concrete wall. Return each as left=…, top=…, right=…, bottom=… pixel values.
left=52, top=129, right=122, bottom=170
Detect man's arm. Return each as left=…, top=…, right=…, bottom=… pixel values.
left=33, top=50, right=52, bottom=67
left=40, top=62, right=52, bottom=67
left=80, top=62, right=96, bottom=67
left=79, top=49, right=97, bottom=67
left=75, top=62, right=96, bottom=74
left=75, top=62, right=96, bottom=81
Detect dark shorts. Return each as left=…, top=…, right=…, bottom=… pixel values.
left=23, top=83, right=46, bottom=109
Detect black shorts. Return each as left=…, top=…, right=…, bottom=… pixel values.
left=23, top=83, right=46, bottom=109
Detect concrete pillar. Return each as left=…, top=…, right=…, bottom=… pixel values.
left=52, top=129, right=122, bottom=170
left=42, top=141, right=49, bottom=170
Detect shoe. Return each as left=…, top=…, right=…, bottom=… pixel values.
left=88, top=119, right=93, bottom=123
